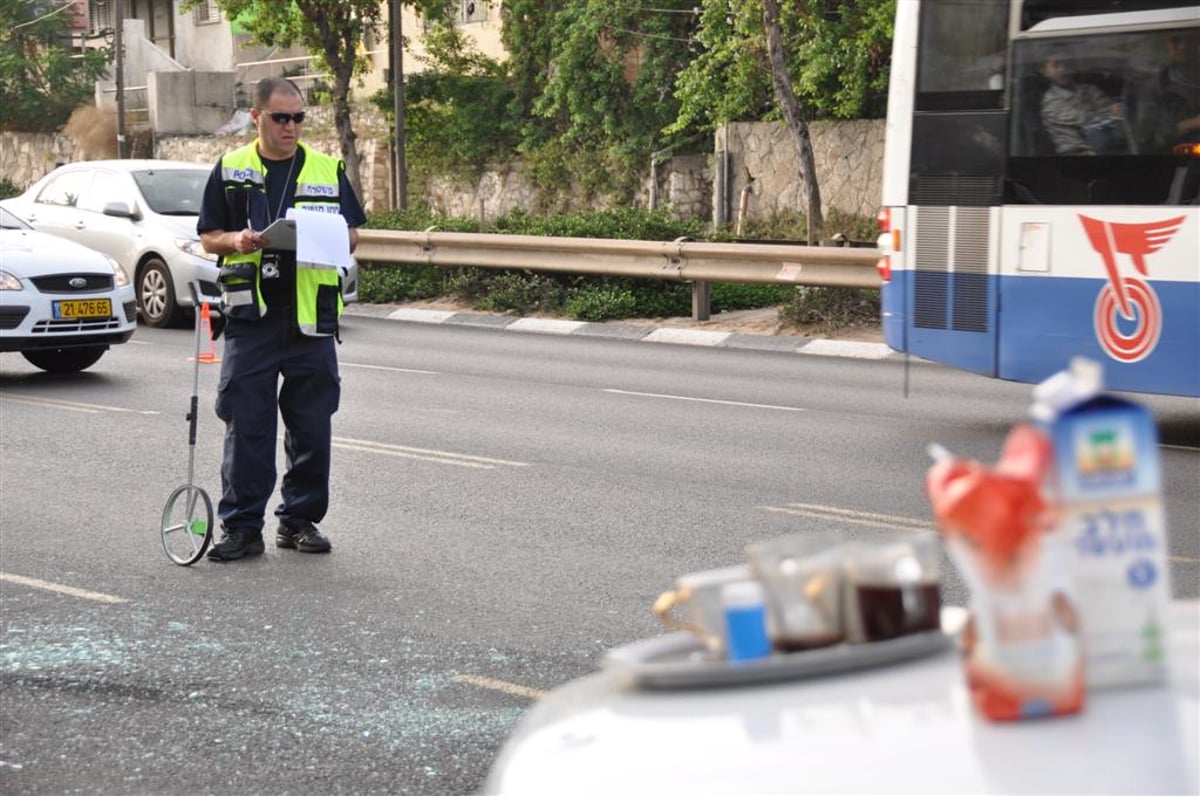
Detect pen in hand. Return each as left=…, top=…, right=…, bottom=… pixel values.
left=236, top=226, right=264, bottom=254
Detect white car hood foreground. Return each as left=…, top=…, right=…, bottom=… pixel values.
left=0, top=229, right=116, bottom=273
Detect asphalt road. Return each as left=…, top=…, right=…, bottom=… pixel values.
left=1, top=314, right=1197, bottom=795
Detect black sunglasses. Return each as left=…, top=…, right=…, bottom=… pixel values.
left=265, top=111, right=306, bottom=125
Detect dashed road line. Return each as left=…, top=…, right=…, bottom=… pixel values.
left=760, top=502, right=933, bottom=532
left=341, top=362, right=439, bottom=375
left=0, top=392, right=160, bottom=415
left=453, top=674, right=545, bottom=700
left=0, top=573, right=129, bottom=604
left=604, top=388, right=806, bottom=413
left=332, top=436, right=531, bottom=469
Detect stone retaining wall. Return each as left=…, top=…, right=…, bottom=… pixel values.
left=1, top=117, right=884, bottom=226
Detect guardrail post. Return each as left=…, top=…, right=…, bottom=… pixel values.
left=692, top=280, right=711, bottom=321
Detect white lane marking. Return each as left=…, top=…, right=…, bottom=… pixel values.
left=453, top=674, right=546, bottom=700
left=341, top=362, right=439, bottom=375
left=604, top=388, right=806, bottom=413
left=0, top=573, right=129, bottom=604
left=1161, top=444, right=1199, bottom=453
left=332, top=436, right=531, bottom=469
left=786, top=502, right=931, bottom=528
left=0, top=392, right=160, bottom=415
left=761, top=503, right=932, bottom=532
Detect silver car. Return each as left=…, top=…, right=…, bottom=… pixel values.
left=0, top=160, right=359, bottom=328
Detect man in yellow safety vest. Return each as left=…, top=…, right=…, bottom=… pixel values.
left=197, top=76, right=367, bottom=561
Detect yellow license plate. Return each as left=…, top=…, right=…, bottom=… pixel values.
left=53, top=299, right=112, bottom=319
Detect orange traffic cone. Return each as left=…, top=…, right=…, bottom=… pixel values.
left=194, top=302, right=221, bottom=364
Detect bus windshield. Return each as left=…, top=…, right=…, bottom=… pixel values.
left=1008, top=27, right=1200, bottom=205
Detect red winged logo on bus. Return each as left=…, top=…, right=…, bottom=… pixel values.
left=1078, top=214, right=1185, bottom=364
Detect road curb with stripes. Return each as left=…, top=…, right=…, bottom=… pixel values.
left=344, top=304, right=902, bottom=361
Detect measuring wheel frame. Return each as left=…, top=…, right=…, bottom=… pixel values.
left=161, top=282, right=218, bottom=566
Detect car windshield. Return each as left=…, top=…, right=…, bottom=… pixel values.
left=132, top=169, right=207, bottom=215
left=0, top=207, right=30, bottom=230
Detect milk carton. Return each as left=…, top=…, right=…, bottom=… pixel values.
left=1033, top=359, right=1172, bottom=689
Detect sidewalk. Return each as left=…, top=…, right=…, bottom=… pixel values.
left=344, top=302, right=898, bottom=360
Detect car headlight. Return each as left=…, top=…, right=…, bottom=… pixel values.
left=0, top=269, right=22, bottom=291
left=104, top=255, right=130, bottom=287
left=177, top=238, right=218, bottom=262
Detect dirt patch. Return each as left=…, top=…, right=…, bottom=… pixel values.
left=611, top=305, right=883, bottom=341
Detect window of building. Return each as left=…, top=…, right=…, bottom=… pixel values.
left=89, top=0, right=116, bottom=33
left=460, top=0, right=488, bottom=24
left=193, top=0, right=221, bottom=25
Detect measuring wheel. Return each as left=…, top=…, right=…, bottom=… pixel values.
left=161, top=484, right=213, bottom=565
left=161, top=282, right=218, bottom=566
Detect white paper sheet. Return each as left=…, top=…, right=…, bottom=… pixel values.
left=285, top=207, right=351, bottom=270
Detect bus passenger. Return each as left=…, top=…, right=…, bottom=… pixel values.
left=1040, top=51, right=1125, bottom=155
left=1133, top=31, right=1200, bottom=152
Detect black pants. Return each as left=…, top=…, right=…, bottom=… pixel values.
left=214, top=309, right=340, bottom=533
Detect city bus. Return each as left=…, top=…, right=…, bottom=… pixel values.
left=876, top=0, right=1199, bottom=397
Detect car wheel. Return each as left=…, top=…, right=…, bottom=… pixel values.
left=138, top=258, right=184, bottom=328
left=22, top=346, right=106, bottom=373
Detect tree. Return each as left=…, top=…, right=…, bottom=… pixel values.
left=671, top=0, right=894, bottom=132
left=500, top=0, right=700, bottom=203
left=670, top=0, right=894, bottom=239
left=764, top=0, right=821, bottom=242
left=186, top=0, right=452, bottom=197
left=0, top=0, right=110, bottom=132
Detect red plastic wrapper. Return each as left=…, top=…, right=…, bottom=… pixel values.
left=926, top=424, right=1085, bottom=722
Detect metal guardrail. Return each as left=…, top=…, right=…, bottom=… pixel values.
left=355, top=229, right=880, bottom=320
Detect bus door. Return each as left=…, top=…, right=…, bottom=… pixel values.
left=907, top=205, right=999, bottom=377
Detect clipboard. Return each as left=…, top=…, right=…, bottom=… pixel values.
left=259, top=218, right=296, bottom=251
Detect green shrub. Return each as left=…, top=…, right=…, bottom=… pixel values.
left=564, top=285, right=640, bottom=321
left=0, top=179, right=20, bottom=200
left=357, top=263, right=449, bottom=304
left=469, top=271, right=567, bottom=315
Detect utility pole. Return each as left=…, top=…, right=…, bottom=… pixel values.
left=114, top=0, right=128, bottom=158
left=389, top=0, right=407, bottom=210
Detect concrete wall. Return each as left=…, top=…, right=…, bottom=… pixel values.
left=149, top=71, right=236, bottom=135
left=1, top=117, right=884, bottom=227
left=174, top=12, right=236, bottom=72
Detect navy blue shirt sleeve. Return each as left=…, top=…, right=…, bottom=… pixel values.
left=196, top=161, right=228, bottom=235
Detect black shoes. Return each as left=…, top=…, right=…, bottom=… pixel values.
left=206, top=528, right=265, bottom=561
left=276, top=520, right=333, bottom=553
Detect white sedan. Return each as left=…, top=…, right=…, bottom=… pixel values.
left=0, top=207, right=136, bottom=372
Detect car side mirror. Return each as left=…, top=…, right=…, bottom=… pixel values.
left=103, top=201, right=140, bottom=220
